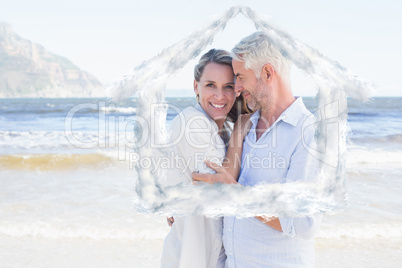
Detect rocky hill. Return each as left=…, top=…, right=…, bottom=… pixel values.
left=0, top=22, right=105, bottom=98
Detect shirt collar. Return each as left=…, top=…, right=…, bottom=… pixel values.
left=194, top=102, right=207, bottom=115
left=249, top=109, right=260, bottom=127
left=280, top=97, right=307, bottom=126
left=249, top=97, right=307, bottom=128
left=194, top=103, right=219, bottom=129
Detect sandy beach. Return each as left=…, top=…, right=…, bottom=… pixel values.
left=1, top=97, right=401, bottom=267
left=1, top=164, right=401, bottom=268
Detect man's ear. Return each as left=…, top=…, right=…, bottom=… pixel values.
left=262, top=64, right=274, bottom=83
left=193, top=79, right=199, bottom=95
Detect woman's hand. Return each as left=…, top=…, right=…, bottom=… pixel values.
left=192, top=160, right=237, bottom=184
left=192, top=113, right=254, bottom=185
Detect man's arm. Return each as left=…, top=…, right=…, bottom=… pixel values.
left=264, top=124, right=322, bottom=237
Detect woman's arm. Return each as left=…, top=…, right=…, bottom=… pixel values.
left=192, top=113, right=253, bottom=184
left=222, top=113, right=253, bottom=181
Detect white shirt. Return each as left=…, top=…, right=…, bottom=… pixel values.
left=223, top=97, right=322, bottom=268
left=161, top=104, right=227, bottom=268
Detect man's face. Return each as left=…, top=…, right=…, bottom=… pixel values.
left=232, top=59, right=263, bottom=110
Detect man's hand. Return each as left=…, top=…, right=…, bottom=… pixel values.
left=167, top=216, right=174, bottom=227
left=192, top=160, right=237, bottom=184
left=256, top=216, right=283, bottom=232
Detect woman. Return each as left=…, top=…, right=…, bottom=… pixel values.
left=161, top=49, right=250, bottom=268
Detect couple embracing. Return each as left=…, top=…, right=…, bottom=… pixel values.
left=161, top=32, right=322, bottom=268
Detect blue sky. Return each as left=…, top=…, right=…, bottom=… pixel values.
left=1, top=0, right=401, bottom=96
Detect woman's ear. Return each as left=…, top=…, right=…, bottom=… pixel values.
left=193, top=79, right=199, bottom=95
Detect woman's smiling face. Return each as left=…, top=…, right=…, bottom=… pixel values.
left=194, top=62, right=236, bottom=127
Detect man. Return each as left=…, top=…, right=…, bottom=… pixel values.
left=193, top=31, right=322, bottom=267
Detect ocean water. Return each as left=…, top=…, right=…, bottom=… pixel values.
left=0, top=97, right=401, bottom=267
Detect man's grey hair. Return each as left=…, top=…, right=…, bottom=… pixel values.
left=231, top=31, right=291, bottom=81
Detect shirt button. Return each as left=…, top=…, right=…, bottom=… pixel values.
left=228, top=251, right=233, bottom=256
left=228, top=227, right=232, bottom=231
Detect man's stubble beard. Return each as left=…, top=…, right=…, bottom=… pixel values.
left=249, top=79, right=271, bottom=111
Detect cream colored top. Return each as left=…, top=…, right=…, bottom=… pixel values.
left=161, top=104, right=227, bottom=268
